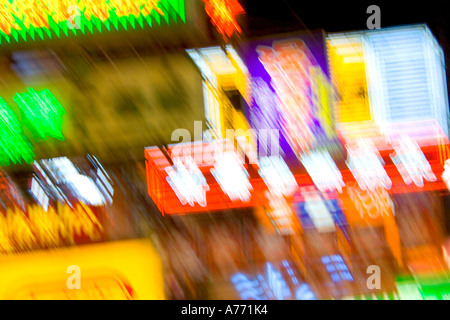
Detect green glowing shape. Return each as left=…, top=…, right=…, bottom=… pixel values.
left=14, top=88, right=65, bottom=141
left=0, top=0, right=186, bottom=45
left=396, top=273, right=450, bottom=300
left=0, top=98, right=34, bottom=165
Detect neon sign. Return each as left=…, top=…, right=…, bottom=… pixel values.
left=0, top=0, right=186, bottom=44
left=321, top=255, right=353, bottom=282
left=265, top=192, right=298, bottom=235
left=296, top=187, right=336, bottom=233
left=346, top=139, right=392, bottom=191
left=0, top=88, right=65, bottom=165
left=14, top=88, right=65, bottom=141
left=231, top=260, right=316, bottom=300
left=391, top=136, right=437, bottom=187
left=145, top=139, right=267, bottom=214
left=301, top=150, right=344, bottom=193
left=258, top=156, right=297, bottom=197
left=256, top=39, right=321, bottom=154
left=203, top=0, right=244, bottom=41
left=33, top=156, right=113, bottom=207
left=0, top=97, right=34, bottom=165
left=145, top=140, right=449, bottom=214
left=211, top=151, right=252, bottom=202
left=0, top=202, right=103, bottom=255
left=166, top=156, right=209, bottom=207
left=243, top=33, right=338, bottom=162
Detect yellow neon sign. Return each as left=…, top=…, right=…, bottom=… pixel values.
left=0, top=202, right=103, bottom=255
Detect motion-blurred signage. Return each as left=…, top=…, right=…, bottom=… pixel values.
left=0, top=239, right=165, bottom=300
left=145, top=139, right=450, bottom=214
left=145, top=139, right=268, bottom=214
left=241, top=31, right=341, bottom=162
left=0, top=202, right=104, bottom=255
left=231, top=260, right=316, bottom=300
left=0, top=0, right=188, bottom=45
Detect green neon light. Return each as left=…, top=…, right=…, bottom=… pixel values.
left=0, top=98, right=34, bottom=165
left=0, top=0, right=186, bottom=45
left=396, top=273, right=450, bottom=300
left=14, top=88, right=65, bottom=141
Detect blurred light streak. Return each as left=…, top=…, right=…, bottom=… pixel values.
left=30, top=177, right=49, bottom=211
left=203, top=0, right=244, bottom=40
left=211, top=151, right=252, bottom=202
left=300, top=150, right=344, bottom=193
left=186, top=45, right=251, bottom=139
left=390, top=136, right=437, bottom=187
left=14, top=88, right=65, bottom=141
left=265, top=191, right=298, bottom=235
left=0, top=202, right=103, bottom=254
left=0, top=97, right=34, bottom=165
left=346, top=139, right=392, bottom=191
left=258, top=156, right=297, bottom=197
left=256, top=39, right=320, bottom=153
left=321, top=255, right=353, bottom=282
left=298, top=187, right=336, bottom=233
left=443, top=159, right=450, bottom=190
left=165, top=156, right=209, bottom=207
left=231, top=261, right=314, bottom=300
left=35, top=157, right=112, bottom=207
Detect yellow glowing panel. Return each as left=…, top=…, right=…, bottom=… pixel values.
left=0, top=239, right=165, bottom=300
left=327, top=37, right=372, bottom=123
left=0, top=0, right=185, bottom=44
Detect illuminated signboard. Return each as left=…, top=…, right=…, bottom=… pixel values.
left=327, top=25, right=450, bottom=146
left=186, top=45, right=252, bottom=143
left=321, top=254, right=353, bottom=283
left=0, top=52, right=204, bottom=164
left=145, top=140, right=450, bottom=214
left=32, top=156, right=113, bottom=207
left=203, top=0, right=244, bottom=41
left=145, top=139, right=267, bottom=214
left=0, top=239, right=165, bottom=300
left=390, top=136, right=437, bottom=187
left=0, top=202, right=104, bottom=255
left=241, top=31, right=340, bottom=161
left=264, top=192, right=300, bottom=235
left=231, top=260, right=316, bottom=300
left=0, top=88, right=65, bottom=165
left=294, top=186, right=349, bottom=235
left=0, top=97, right=34, bottom=165
left=346, top=139, right=392, bottom=191
left=396, top=273, right=450, bottom=300
left=0, top=0, right=186, bottom=44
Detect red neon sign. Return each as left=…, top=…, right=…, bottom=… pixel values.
left=145, top=140, right=450, bottom=215
left=145, top=140, right=268, bottom=215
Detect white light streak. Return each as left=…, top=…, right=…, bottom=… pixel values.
left=211, top=151, right=252, bottom=202
left=166, top=156, right=209, bottom=207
